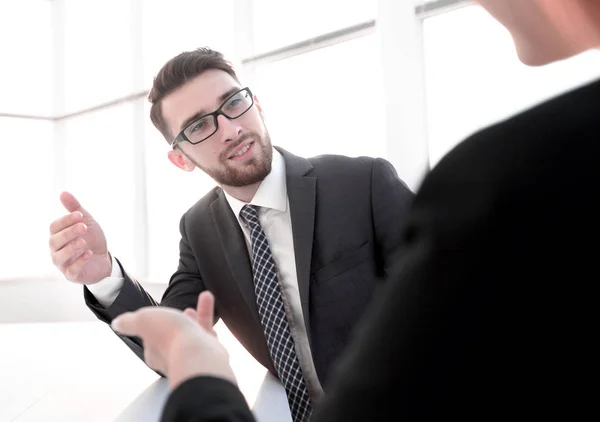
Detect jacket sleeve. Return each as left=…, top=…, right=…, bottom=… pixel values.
left=84, top=212, right=210, bottom=365
left=370, top=157, right=415, bottom=278
left=161, top=376, right=256, bottom=422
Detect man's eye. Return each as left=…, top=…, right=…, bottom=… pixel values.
left=190, top=121, right=205, bottom=133
left=228, top=98, right=242, bottom=108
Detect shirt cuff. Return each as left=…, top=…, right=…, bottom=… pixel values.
left=86, top=254, right=124, bottom=308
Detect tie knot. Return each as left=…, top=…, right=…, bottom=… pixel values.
left=240, top=204, right=260, bottom=225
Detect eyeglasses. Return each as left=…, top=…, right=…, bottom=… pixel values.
left=170, top=87, right=254, bottom=147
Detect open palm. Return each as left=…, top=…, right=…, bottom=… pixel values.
left=49, top=191, right=112, bottom=284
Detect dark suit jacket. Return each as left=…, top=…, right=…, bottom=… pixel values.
left=85, top=147, right=414, bottom=387
left=157, top=78, right=600, bottom=421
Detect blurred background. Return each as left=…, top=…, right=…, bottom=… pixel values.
left=1, top=0, right=599, bottom=420
left=2, top=0, right=600, bottom=289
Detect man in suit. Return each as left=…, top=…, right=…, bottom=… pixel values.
left=111, top=0, right=600, bottom=420
left=48, top=48, right=414, bottom=421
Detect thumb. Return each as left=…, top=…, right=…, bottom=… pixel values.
left=111, top=311, right=141, bottom=337
left=196, top=291, right=216, bottom=334
left=183, top=308, right=197, bottom=320
left=60, top=191, right=91, bottom=218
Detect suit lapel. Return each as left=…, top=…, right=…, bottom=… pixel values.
left=277, top=147, right=317, bottom=345
left=210, top=192, right=261, bottom=323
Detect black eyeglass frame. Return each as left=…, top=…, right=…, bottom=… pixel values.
left=170, top=87, right=254, bottom=147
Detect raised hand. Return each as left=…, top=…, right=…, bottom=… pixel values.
left=49, top=191, right=112, bottom=284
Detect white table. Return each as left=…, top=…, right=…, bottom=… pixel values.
left=0, top=321, right=291, bottom=421
left=115, top=372, right=292, bottom=422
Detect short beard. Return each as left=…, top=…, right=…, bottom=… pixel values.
left=181, top=131, right=273, bottom=188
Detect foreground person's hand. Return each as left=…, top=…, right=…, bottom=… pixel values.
left=112, top=292, right=236, bottom=390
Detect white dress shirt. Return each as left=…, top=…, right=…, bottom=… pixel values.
left=87, top=149, right=324, bottom=400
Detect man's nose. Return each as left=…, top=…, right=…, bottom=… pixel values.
left=216, top=114, right=242, bottom=143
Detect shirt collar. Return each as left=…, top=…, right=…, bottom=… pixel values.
left=223, top=147, right=287, bottom=219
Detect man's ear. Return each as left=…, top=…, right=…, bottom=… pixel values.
left=254, top=95, right=264, bottom=117
left=254, top=95, right=265, bottom=120
left=168, top=149, right=195, bottom=172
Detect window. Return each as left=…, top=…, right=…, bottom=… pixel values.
left=0, top=1, right=53, bottom=116
left=0, top=118, right=55, bottom=279
left=63, top=0, right=133, bottom=113
left=252, top=35, right=386, bottom=160
left=423, top=5, right=600, bottom=167
left=142, top=0, right=235, bottom=89
left=61, top=104, right=139, bottom=274
left=252, top=0, right=376, bottom=53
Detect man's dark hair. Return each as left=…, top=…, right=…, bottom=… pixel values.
left=148, top=47, right=240, bottom=142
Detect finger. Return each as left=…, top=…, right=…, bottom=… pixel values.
left=111, top=307, right=177, bottom=338
left=63, top=249, right=93, bottom=282
left=144, top=348, right=166, bottom=374
left=49, top=211, right=84, bottom=235
left=196, top=291, right=215, bottom=333
left=60, top=191, right=92, bottom=218
left=61, top=246, right=88, bottom=271
left=51, top=237, right=87, bottom=269
left=183, top=308, right=197, bottom=320
left=49, top=222, right=88, bottom=252
left=111, top=311, right=142, bottom=337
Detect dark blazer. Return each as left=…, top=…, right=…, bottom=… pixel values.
left=85, top=146, right=414, bottom=387
left=158, top=78, right=600, bottom=421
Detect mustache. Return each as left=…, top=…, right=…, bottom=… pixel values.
left=221, top=133, right=259, bottom=159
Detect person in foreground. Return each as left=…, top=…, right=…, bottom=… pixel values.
left=114, top=0, right=599, bottom=420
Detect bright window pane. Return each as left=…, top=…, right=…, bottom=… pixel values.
left=0, top=1, right=53, bottom=116
left=63, top=0, right=133, bottom=113
left=61, top=104, right=138, bottom=274
left=423, top=5, right=600, bottom=167
left=0, top=118, right=55, bottom=279
left=252, top=0, right=376, bottom=53
left=143, top=101, right=217, bottom=283
left=142, top=0, right=235, bottom=89
left=252, top=35, right=385, bottom=159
